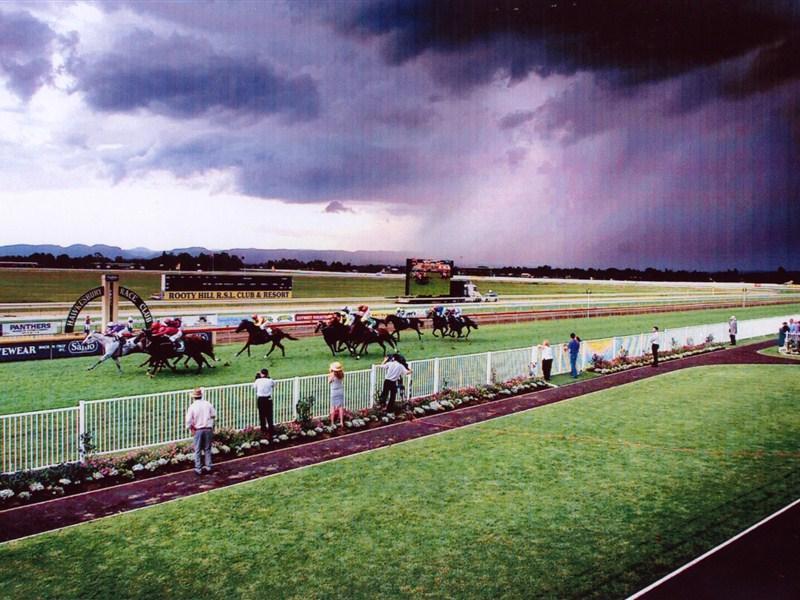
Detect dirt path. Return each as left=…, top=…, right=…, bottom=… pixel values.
left=0, top=340, right=794, bottom=547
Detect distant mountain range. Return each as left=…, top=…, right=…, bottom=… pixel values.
left=0, top=244, right=412, bottom=266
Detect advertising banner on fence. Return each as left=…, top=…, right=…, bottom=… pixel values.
left=217, top=313, right=295, bottom=328
left=0, top=339, right=103, bottom=362
left=0, top=321, right=60, bottom=336
left=179, top=315, right=219, bottom=327
left=583, top=337, right=615, bottom=361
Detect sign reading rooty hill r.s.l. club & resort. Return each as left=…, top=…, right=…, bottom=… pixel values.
left=161, top=274, right=293, bottom=301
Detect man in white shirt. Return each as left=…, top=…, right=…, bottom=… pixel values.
left=649, top=326, right=660, bottom=367
left=185, top=388, right=216, bottom=475
left=376, top=355, right=412, bottom=412
left=253, top=368, right=275, bottom=439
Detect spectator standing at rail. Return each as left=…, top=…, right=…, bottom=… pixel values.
left=539, top=340, right=554, bottom=381
left=650, top=326, right=661, bottom=367
left=328, top=362, right=345, bottom=428
left=376, top=355, right=412, bottom=412
left=565, top=333, right=581, bottom=378
left=778, top=322, right=789, bottom=348
left=83, top=315, right=92, bottom=336
left=728, top=316, right=738, bottom=346
left=185, top=388, right=216, bottom=476
left=253, top=368, right=275, bottom=440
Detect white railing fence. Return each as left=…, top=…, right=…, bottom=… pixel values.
left=1, top=314, right=794, bottom=473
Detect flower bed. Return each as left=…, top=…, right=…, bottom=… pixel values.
left=586, top=343, right=724, bottom=375
left=0, top=377, right=551, bottom=509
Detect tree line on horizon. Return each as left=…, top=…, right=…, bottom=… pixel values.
left=0, top=251, right=796, bottom=284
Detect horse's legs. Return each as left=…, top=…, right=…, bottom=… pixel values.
left=113, top=357, right=122, bottom=372
left=236, top=342, right=249, bottom=357
left=265, top=343, right=276, bottom=358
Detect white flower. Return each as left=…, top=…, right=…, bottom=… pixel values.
left=109, top=468, right=118, bottom=477
left=0, top=489, right=14, bottom=500
left=345, top=421, right=353, bottom=428
left=278, top=434, right=288, bottom=442
left=92, top=472, right=104, bottom=480
left=145, top=461, right=159, bottom=471
left=132, top=464, right=144, bottom=472
left=306, top=430, right=317, bottom=437
left=381, top=416, right=389, bottom=423
left=210, top=446, right=220, bottom=455
left=260, top=439, right=270, bottom=446
left=58, top=478, right=72, bottom=486
left=241, top=441, right=252, bottom=449
left=413, top=407, right=425, bottom=416
left=157, top=458, right=168, bottom=466
left=220, top=445, right=231, bottom=453
left=17, top=491, right=31, bottom=500
left=53, top=486, right=64, bottom=495
left=28, top=482, right=44, bottom=492
left=315, top=427, right=324, bottom=434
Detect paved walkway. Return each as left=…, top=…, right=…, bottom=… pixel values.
left=0, top=340, right=795, bottom=551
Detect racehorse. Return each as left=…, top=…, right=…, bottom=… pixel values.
left=447, top=315, right=479, bottom=339
left=383, top=314, right=424, bottom=341
left=235, top=320, right=298, bottom=358
left=83, top=331, right=139, bottom=372
left=136, top=330, right=217, bottom=376
left=426, top=310, right=450, bottom=338
left=315, top=320, right=350, bottom=356
left=348, top=319, right=397, bottom=358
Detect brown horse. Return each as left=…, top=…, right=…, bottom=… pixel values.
left=235, top=320, right=298, bottom=358
left=136, top=330, right=216, bottom=376
left=315, top=320, right=350, bottom=356
left=383, top=314, right=424, bottom=341
left=348, top=319, right=397, bottom=358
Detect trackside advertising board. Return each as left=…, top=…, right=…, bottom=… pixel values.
left=0, top=339, right=102, bottom=362
left=0, top=321, right=60, bottom=336
left=161, top=274, right=292, bottom=300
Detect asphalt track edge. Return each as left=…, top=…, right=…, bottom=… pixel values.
left=626, top=496, right=800, bottom=600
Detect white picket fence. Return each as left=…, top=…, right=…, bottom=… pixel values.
left=0, top=314, right=793, bottom=473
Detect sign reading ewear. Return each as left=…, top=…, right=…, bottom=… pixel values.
left=0, top=339, right=102, bottom=363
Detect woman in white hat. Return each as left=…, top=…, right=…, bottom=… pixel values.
left=328, top=362, right=345, bottom=428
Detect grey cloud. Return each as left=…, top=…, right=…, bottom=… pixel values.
left=77, top=31, right=320, bottom=121
left=0, top=9, right=64, bottom=99
left=499, top=110, right=535, bottom=130
left=324, top=201, right=353, bottom=213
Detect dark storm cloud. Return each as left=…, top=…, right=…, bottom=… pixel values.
left=345, top=0, right=800, bottom=95
left=0, top=9, right=70, bottom=99
left=77, top=31, right=320, bottom=120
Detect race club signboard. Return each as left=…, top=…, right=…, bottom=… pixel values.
left=162, top=274, right=293, bottom=301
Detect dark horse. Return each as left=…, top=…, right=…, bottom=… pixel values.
left=136, top=330, right=217, bottom=376
left=447, top=315, right=479, bottom=339
left=426, top=310, right=450, bottom=338
left=235, top=320, right=298, bottom=358
left=383, top=314, right=424, bottom=341
left=348, top=318, right=397, bottom=358
left=315, top=320, right=350, bottom=356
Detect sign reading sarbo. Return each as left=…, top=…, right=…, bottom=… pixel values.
left=162, top=274, right=293, bottom=301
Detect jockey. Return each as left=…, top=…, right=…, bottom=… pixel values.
left=358, top=305, right=376, bottom=331
left=105, top=321, right=128, bottom=340
left=342, top=307, right=355, bottom=327
left=432, top=305, right=446, bottom=318
left=252, top=314, right=273, bottom=336
left=150, top=320, right=164, bottom=336
left=162, top=318, right=184, bottom=351
left=329, top=312, right=343, bottom=327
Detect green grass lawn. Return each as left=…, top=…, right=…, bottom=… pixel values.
left=0, top=365, right=797, bottom=599
left=1, top=302, right=798, bottom=415
left=0, top=269, right=726, bottom=303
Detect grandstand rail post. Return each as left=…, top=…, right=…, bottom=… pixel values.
left=433, top=357, right=440, bottom=394
left=485, top=351, right=492, bottom=384
left=78, top=401, right=86, bottom=463
left=292, top=377, right=300, bottom=414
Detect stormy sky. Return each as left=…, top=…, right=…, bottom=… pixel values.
left=1, top=0, right=798, bottom=269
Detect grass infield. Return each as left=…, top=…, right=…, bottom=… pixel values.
left=0, top=302, right=798, bottom=415
left=0, top=268, right=720, bottom=303
left=0, top=365, right=797, bottom=599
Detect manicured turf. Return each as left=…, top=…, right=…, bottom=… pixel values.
left=1, top=302, right=798, bottom=415
left=0, top=268, right=719, bottom=303
left=0, top=365, right=797, bottom=599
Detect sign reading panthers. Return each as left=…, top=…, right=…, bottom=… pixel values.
left=161, top=274, right=293, bottom=300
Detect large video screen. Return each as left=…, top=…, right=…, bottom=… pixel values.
left=405, top=258, right=454, bottom=297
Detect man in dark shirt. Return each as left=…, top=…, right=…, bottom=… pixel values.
left=567, top=333, right=581, bottom=378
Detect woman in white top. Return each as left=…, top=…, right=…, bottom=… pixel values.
left=539, top=340, right=554, bottom=381
left=328, top=362, right=345, bottom=428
